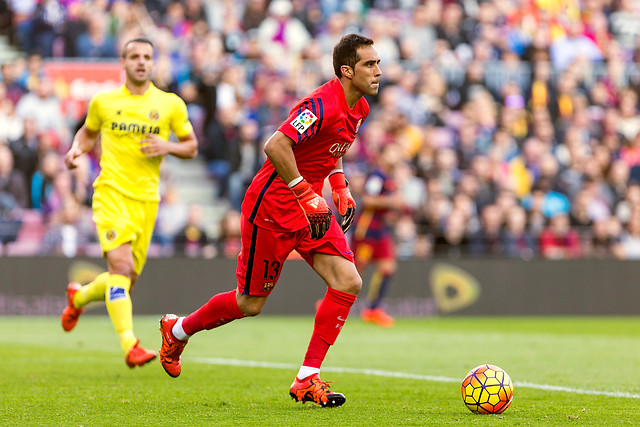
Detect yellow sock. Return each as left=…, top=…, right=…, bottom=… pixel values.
left=73, top=272, right=110, bottom=308
left=105, top=274, right=137, bottom=355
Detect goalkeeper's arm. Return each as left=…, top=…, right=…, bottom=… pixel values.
left=263, top=131, right=332, bottom=239
left=328, top=160, right=356, bottom=233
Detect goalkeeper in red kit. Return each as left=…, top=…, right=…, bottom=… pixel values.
left=159, top=33, right=381, bottom=407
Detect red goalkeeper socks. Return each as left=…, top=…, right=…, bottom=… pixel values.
left=182, top=290, right=244, bottom=335
left=303, top=287, right=357, bottom=368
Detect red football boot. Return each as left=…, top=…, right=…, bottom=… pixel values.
left=159, top=314, right=188, bottom=378
left=61, top=282, right=83, bottom=332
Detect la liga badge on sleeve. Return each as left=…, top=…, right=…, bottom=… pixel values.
left=290, top=109, right=317, bottom=134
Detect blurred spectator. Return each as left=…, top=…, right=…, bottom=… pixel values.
left=173, top=203, right=215, bottom=258
left=61, top=2, right=88, bottom=57
left=154, top=185, right=188, bottom=255
left=183, top=0, right=207, bottom=25
left=399, top=3, right=436, bottom=64
left=436, top=1, right=469, bottom=51
left=539, top=213, right=582, bottom=259
left=523, top=176, right=571, bottom=220
left=0, top=190, right=21, bottom=246
left=24, top=0, right=65, bottom=57
left=42, top=168, right=77, bottom=223
left=0, top=98, right=23, bottom=142
left=609, top=0, right=640, bottom=57
left=228, top=117, right=261, bottom=211
left=549, top=19, right=603, bottom=72
left=163, top=1, right=191, bottom=38
left=41, top=196, right=91, bottom=257
left=30, top=150, right=60, bottom=212
left=22, top=52, right=46, bottom=91
left=584, top=216, right=621, bottom=258
left=203, top=107, right=238, bottom=200
left=242, top=0, right=268, bottom=31
left=616, top=89, right=640, bottom=144
left=75, top=12, right=117, bottom=58
left=469, top=204, right=504, bottom=256
left=364, top=13, right=400, bottom=66
left=1, top=61, right=27, bottom=105
left=8, top=117, right=39, bottom=198
left=395, top=214, right=420, bottom=260
left=217, top=209, right=241, bottom=259
left=0, top=143, right=28, bottom=208
left=0, top=0, right=11, bottom=42
left=257, top=0, right=311, bottom=67
left=607, top=159, right=631, bottom=208
left=251, top=77, right=290, bottom=136
left=15, top=77, right=67, bottom=145
left=502, top=204, right=537, bottom=259
left=613, top=206, right=640, bottom=259
left=291, top=0, right=323, bottom=37
left=431, top=208, right=470, bottom=258
left=316, top=11, right=347, bottom=55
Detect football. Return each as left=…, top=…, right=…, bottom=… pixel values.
left=461, top=364, right=514, bottom=414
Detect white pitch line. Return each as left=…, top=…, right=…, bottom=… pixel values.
left=191, top=357, right=640, bottom=399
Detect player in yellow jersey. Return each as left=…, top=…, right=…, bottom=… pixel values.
left=60, top=37, right=198, bottom=368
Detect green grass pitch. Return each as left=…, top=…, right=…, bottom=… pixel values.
left=2, top=315, right=640, bottom=426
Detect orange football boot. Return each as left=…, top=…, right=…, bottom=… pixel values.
left=289, top=373, right=346, bottom=407
left=159, top=314, right=188, bottom=378
left=61, top=282, right=83, bottom=332
left=125, top=340, right=157, bottom=368
left=361, top=308, right=394, bottom=328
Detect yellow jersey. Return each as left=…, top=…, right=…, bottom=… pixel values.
left=85, top=83, right=193, bottom=202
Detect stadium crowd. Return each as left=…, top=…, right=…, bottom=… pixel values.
left=1, top=0, right=640, bottom=260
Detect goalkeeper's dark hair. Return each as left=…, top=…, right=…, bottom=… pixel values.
left=122, top=37, right=154, bottom=57
left=333, top=34, right=374, bottom=78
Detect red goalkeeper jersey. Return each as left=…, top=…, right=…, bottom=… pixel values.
left=242, top=78, right=370, bottom=232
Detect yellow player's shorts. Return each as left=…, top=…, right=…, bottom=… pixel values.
left=92, top=184, right=159, bottom=275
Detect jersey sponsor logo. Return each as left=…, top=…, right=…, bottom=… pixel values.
left=290, top=109, right=317, bottom=134
left=262, top=281, right=275, bottom=293
left=329, top=141, right=352, bottom=158
left=108, top=287, right=126, bottom=301
left=110, top=121, right=161, bottom=135
left=149, top=109, right=159, bottom=121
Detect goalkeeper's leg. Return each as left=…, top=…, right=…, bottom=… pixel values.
left=291, top=253, right=360, bottom=407
left=159, top=290, right=250, bottom=377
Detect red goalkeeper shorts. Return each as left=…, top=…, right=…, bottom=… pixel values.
left=236, top=214, right=355, bottom=297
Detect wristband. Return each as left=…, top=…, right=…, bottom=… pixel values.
left=288, top=176, right=304, bottom=188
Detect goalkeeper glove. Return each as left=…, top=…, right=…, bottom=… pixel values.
left=329, top=171, right=356, bottom=233
left=291, top=178, right=332, bottom=240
